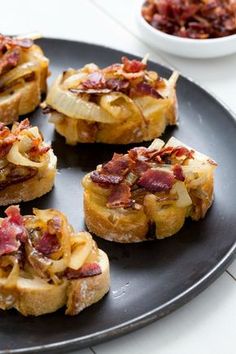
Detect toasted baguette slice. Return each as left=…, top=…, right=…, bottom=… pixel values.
left=0, top=207, right=110, bottom=316
left=44, top=58, right=178, bottom=145
left=0, top=36, right=49, bottom=124
left=0, top=119, right=56, bottom=206
left=0, top=150, right=56, bottom=206
left=0, top=250, right=109, bottom=316
left=82, top=137, right=217, bottom=242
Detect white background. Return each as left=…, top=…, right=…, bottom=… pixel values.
left=1, top=1, right=235, bottom=353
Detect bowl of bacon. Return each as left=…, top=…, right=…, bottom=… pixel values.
left=137, top=0, right=236, bottom=58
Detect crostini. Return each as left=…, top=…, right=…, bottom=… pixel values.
left=0, top=34, right=49, bottom=124
left=82, top=137, right=217, bottom=242
left=43, top=56, right=178, bottom=145
left=0, top=206, right=110, bottom=316
left=0, top=118, right=56, bottom=205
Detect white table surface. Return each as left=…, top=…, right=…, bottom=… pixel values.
left=2, top=1, right=236, bottom=353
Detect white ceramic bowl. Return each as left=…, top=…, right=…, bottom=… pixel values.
left=137, top=0, right=236, bottom=59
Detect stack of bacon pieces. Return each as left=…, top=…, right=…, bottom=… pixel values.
left=90, top=144, right=194, bottom=209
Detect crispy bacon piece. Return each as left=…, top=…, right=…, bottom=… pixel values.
left=173, top=164, right=185, bottom=181
left=133, top=82, right=163, bottom=99
left=107, top=183, right=132, bottom=208
left=102, top=153, right=130, bottom=176
left=128, top=147, right=148, bottom=160
left=0, top=47, right=21, bottom=76
left=90, top=171, right=123, bottom=186
left=0, top=126, right=17, bottom=159
left=172, top=146, right=194, bottom=159
left=35, top=232, right=60, bottom=256
left=143, top=145, right=194, bottom=163
left=128, top=148, right=150, bottom=174
left=106, top=78, right=129, bottom=92
left=16, top=118, right=31, bottom=132
left=12, top=38, right=33, bottom=48
left=28, top=144, right=50, bottom=158
left=137, top=169, right=174, bottom=193
left=133, top=159, right=150, bottom=175
left=65, top=263, right=102, bottom=280
left=0, top=34, right=33, bottom=49
left=122, top=56, right=147, bottom=73
left=0, top=206, right=27, bottom=256
left=82, top=72, right=105, bottom=90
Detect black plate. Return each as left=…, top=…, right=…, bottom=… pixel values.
left=0, top=38, right=236, bottom=354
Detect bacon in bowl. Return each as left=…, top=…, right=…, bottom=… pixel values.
left=43, top=56, right=178, bottom=145
left=82, top=137, right=217, bottom=242
left=142, top=0, right=236, bottom=39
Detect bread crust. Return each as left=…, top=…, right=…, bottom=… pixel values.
left=0, top=250, right=109, bottom=316
left=0, top=150, right=57, bottom=206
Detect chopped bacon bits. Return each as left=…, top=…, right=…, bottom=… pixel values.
left=102, top=153, right=130, bottom=176
left=68, top=55, right=164, bottom=100
left=0, top=34, right=33, bottom=49
left=172, top=164, right=185, bottom=181
left=142, top=0, right=236, bottom=39
left=133, top=159, right=150, bottom=174
left=0, top=127, right=17, bottom=158
left=122, top=56, right=147, bottom=73
left=65, top=263, right=102, bottom=280
left=0, top=206, right=27, bottom=256
left=0, top=119, right=49, bottom=162
left=82, top=72, right=105, bottom=90
left=28, top=145, right=50, bottom=158
left=134, top=82, right=163, bottom=99
left=90, top=171, right=123, bottom=186
left=137, top=169, right=174, bottom=193
left=172, top=146, right=194, bottom=159
left=106, top=78, right=129, bottom=92
left=16, top=118, right=31, bottom=132
left=90, top=142, right=195, bottom=208
left=35, top=232, right=60, bottom=256
left=107, top=183, right=132, bottom=208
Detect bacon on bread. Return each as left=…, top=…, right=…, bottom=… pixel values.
left=43, top=56, right=178, bottom=145
left=82, top=137, right=217, bottom=242
left=0, top=34, right=49, bottom=124
left=0, top=206, right=110, bottom=316
left=0, top=119, right=56, bottom=205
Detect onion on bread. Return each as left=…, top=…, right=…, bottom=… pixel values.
left=43, top=56, right=178, bottom=145
left=82, top=137, right=217, bottom=242
left=0, top=34, right=49, bottom=124
left=0, top=119, right=56, bottom=205
left=0, top=206, right=110, bottom=316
